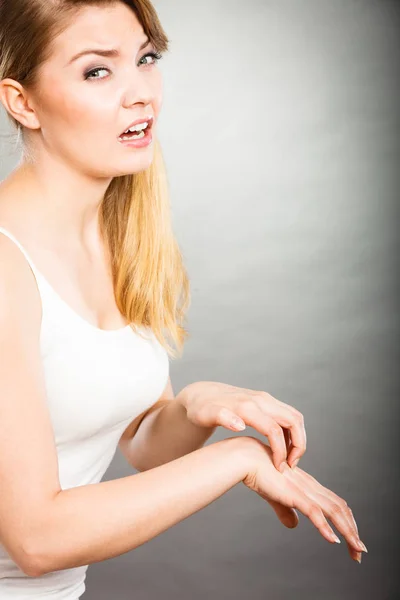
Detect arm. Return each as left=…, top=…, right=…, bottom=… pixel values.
left=118, top=377, right=217, bottom=472
left=0, top=241, right=248, bottom=579
left=29, top=436, right=252, bottom=576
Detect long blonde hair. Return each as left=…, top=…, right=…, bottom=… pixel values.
left=0, top=0, right=191, bottom=359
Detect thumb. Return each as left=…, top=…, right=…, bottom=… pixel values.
left=218, top=408, right=246, bottom=431
left=267, top=499, right=299, bottom=529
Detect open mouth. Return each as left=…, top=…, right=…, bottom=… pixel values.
left=118, top=116, right=154, bottom=141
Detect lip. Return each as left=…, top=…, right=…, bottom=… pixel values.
left=119, top=115, right=154, bottom=137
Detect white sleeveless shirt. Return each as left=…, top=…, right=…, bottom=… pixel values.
left=0, top=226, right=170, bottom=599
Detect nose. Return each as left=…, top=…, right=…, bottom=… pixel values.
left=122, top=74, right=154, bottom=110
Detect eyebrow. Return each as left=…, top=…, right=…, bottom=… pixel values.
left=67, top=37, right=150, bottom=65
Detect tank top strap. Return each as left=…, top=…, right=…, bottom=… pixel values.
left=0, top=226, right=43, bottom=286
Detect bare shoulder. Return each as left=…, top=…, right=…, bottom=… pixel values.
left=0, top=226, right=42, bottom=338
left=0, top=169, right=35, bottom=237
left=0, top=171, right=43, bottom=324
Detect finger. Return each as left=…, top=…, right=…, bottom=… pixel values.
left=342, top=510, right=364, bottom=563
left=217, top=407, right=247, bottom=431
left=239, top=408, right=288, bottom=472
left=283, top=428, right=292, bottom=454
left=257, top=397, right=307, bottom=468
left=293, top=467, right=365, bottom=555
left=312, top=490, right=367, bottom=554
left=288, top=487, right=343, bottom=545
left=302, top=474, right=363, bottom=562
left=283, top=429, right=296, bottom=469
left=266, top=498, right=299, bottom=529
left=279, top=410, right=306, bottom=467
left=290, top=468, right=367, bottom=554
left=326, top=492, right=360, bottom=541
left=348, top=546, right=363, bottom=564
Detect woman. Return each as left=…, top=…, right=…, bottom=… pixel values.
left=0, top=0, right=367, bottom=598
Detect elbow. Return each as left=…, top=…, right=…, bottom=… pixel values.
left=19, top=537, right=49, bottom=578
left=22, top=560, right=46, bottom=579
left=19, top=521, right=60, bottom=577
left=19, top=495, right=63, bottom=577
left=2, top=535, right=47, bottom=578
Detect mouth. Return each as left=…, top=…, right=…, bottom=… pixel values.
left=118, top=115, right=154, bottom=141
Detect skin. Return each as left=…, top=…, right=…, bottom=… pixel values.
left=133, top=382, right=368, bottom=563
left=0, top=2, right=162, bottom=329
left=242, top=438, right=367, bottom=563
left=0, top=2, right=366, bottom=570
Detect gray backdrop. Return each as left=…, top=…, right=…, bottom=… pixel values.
left=1, top=1, right=398, bottom=598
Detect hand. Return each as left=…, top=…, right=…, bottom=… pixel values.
left=242, top=438, right=368, bottom=563
left=177, top=381, right=306, bottom=472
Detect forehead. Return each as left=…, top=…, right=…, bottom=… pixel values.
left=52, top=3, right=144, bottom=59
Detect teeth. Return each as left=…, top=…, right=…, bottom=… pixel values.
left=123, top=121, right=148, bottom=135
left=120, top=130, right=146, bottom=141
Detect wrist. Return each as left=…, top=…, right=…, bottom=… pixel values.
left=224, top=435, right=263, bottom=483
left=174, top=383, right=195, bottom=411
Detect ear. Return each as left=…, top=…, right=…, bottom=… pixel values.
left=0, top=78, right=41, bottom=130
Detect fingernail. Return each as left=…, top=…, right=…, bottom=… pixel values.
left=332, top=534, right=341, bottom=544
left=356, top=553, right=362, bottom=564
left=279, top=462, right=287, bottom=473
left=292, top=458, right=299, bottom=469
left=358, top=541, right=368, bottom=553
left=231, top=418, right=246, bottom=431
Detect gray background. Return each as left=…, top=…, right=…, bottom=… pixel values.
left=1, top=0, right=398, bottom=598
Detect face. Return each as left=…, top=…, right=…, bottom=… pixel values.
left=28, top=2, right=163, bottom=178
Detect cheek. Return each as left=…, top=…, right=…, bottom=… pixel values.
left=42, top=75, right=115, bottom=135
left=60, top=88, right=112, bottom=131
left=153, top=95, right=163, bottom=119
left=153, top=74, right=164, bottom=118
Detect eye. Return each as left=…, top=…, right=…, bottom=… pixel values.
left=84, top=51, right=163, bottom=81
left=84, top=67, right=110, bottom=81
left=139, top=51, right=163, bottom=66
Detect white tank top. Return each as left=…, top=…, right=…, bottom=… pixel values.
left=0, top=226, right=170, bottom=599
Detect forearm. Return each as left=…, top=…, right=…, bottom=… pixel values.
left=125, top=397, right=217, bottom=472
left=26, top=436, right=252, bottom=577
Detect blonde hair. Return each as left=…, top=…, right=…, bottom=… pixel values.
left=0, top=0, right=191, bottom=359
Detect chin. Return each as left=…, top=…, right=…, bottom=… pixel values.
left=123, top=153, right=154, bottom=172
left=91, top=153, right=153, bottom=178
left=111, top=161, right=154, bottom=178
